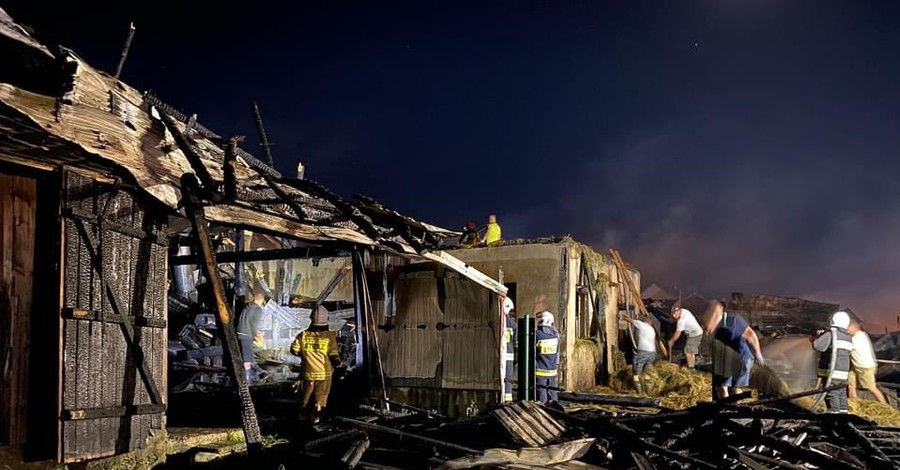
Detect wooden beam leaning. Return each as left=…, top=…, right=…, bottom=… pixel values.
left=314, top=260, right=352, bottom=305
left=180, top=174, right=263, bottom=456
left=157, top=110, right=219, bottom=195
left=420, top=250, right=508, bottom=295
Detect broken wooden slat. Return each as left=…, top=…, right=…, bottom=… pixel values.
left=333, top=417, right=480, bottom=455
left=559, top=392, right=661, bottom=408
left=62, top=307, right=166, bottom=328
left=630, top=451, right=657, bottom=470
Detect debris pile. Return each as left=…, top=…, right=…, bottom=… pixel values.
left=267, top=389, right=900, bottom=470
left=168, top=311, right=229, bottom=392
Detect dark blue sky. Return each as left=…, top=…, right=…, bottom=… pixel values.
left=8, top=1, right=900, bottom=328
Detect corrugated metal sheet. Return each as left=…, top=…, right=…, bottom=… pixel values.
left=441, top=277, right=498, bottom=390
left=381, top=276, right=443, bottom=379
left=491, top=401, right=566, bottom=447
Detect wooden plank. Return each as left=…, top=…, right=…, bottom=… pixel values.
left=12, top=175, right=35, bottom=446
left=420, top=250, right=508, bottom=295
left=62, top=308, right=166, bottom=328
left=64, top=404, right=166, bottom=421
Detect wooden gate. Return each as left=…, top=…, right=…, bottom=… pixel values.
left=60, top=172, right=168, bottom=462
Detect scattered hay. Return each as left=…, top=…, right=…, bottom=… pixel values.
left=850, top=398, right=900, bottom=426
left=596, top=361, right=712, bottom=409
left=749, top=364, right=814, bottom=410
left=570, top=339, right=602, bottom=391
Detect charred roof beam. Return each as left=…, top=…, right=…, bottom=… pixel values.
left=279, top=178, right=386, bottom=241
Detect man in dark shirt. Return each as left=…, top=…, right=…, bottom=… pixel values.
left=704, top=299, right=764, bottom=401
left=237, top=289, right=266, bottom=384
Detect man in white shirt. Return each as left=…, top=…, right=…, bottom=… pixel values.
left=668, top=307, right=704, bottom=370
left=847, top=319, right=887, bottom=404
left=622, top=314, right=658, bottom=395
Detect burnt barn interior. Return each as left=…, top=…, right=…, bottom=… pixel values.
left=0, top=10, right=508, bottom=466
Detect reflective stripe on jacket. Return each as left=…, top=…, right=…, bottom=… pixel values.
left=291, top=329, right=340, bottom=381
left=504, top=314, right=517, bottom=361
left=535, top=326, right=559, bottom=377
left=814, top=327, right=852, bottom=381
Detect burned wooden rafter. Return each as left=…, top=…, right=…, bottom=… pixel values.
left=613, top=423, right=719, bottom=470
left=156, top=109, right=220, bottom=196
left=245, top=160, right=313, bottom=223
left=180, top=173, right=263, bottom=456
left=351, top=194, right=441, bottom=251
left=721, top=418, right=864, bottom=470
left=63, top=307, right=166, bottom=328
left=842, top=423, right=900, bottom=470
left=169, top=245, right=351, bottom=265
left=71, top=217, right=163, bottom=406
left=333, top=417, right=481, bottom=456
left=223, top=136, right=240, bottom=201
left=279, top=178, right=385, bottom=241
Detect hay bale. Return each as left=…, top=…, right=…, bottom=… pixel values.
left=570, top=339, right=602, bottom=391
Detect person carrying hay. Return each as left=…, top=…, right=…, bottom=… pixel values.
left=704, top=299, right=764, bottom=401
left=669, top=306, right=704, bottom=370
left=812, top=311, right=853, bottom=413
left=621, top=314, right=659, bottom=394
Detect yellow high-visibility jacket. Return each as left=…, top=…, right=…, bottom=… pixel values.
left=290, top=329, right=340, bottom=381
left=484, top=222, right=502, bottom=245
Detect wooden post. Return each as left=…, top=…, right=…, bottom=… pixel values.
left=113, top=22, right=136, bottom=80
left=180, top=174, right=263, bottom=455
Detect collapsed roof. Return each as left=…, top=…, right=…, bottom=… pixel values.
left=0, top=8, right=505, bottom=294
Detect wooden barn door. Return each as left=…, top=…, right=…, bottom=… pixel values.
left=59, top=172, right=168, bottom=463
left=0, top=172, right=37, bottom=448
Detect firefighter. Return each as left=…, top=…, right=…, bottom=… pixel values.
left=535, top=310, right=559, bottom=403
left=812, top=311, right=853, bottom=413
left=290, top=306, right=342, bottom=423
left=503, top=297, right=517, bottom=402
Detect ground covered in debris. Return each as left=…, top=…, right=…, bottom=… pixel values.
left=158, top=366, right=900, bottom=470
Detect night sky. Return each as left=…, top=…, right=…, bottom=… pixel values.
left=6, top=1, right=900, bottom=329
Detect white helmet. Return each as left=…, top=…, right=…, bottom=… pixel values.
left=537, top=311, right=554, bottom=326
left=831, top=311, right=850, bottom=329
left=503, top=297, right=515, bottom=315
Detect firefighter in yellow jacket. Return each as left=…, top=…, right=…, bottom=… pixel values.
left=290, top=306, right=342, bottom=422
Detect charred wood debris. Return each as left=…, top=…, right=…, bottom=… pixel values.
left=196, top=390, right=899, bottom=470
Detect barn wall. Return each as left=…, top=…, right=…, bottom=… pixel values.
left=60, top=172, right=167, bottom=462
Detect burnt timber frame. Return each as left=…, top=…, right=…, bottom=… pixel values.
left=69, top=216, right=163, bottom=406
left=169, top=245, right=350, bottom=265
left=181, top=174, right=263, bottom=455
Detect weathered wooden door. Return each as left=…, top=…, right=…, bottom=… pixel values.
left=60, top=172, right=168, bottom=462
left=0, top=172, right=36, bottom=447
